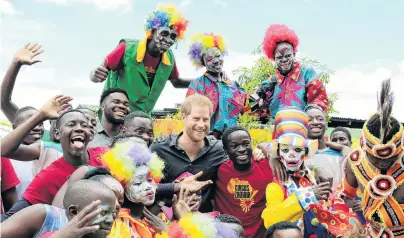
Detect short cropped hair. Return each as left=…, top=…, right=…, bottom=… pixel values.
left=181, top=94, right=213, bottom=116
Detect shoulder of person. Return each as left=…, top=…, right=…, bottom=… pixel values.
left=150, top=134, right=176, bottom=149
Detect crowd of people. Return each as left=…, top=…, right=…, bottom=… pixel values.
left=1, top=3, right=403, bottom=238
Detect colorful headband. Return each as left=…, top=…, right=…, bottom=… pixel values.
left=102, top=141, right=165, bottom=185
left=262, top=24, right=299, bottom=60
left=362, top=115, right=403, bottom=159
left=144, top=4, right=188, bottom=40
left=188, top=33, right=227, bottom=68
left=268, top=107, right=318, bottom=158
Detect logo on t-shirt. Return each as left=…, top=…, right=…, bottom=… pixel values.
left=227, top=178, right=258, bottom=212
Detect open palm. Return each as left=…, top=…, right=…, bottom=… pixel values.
left=40, top=95, right=73, bottom=119
left=14, top=43, right=43, bottom=65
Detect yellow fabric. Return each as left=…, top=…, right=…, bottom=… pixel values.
left=261, top=182, right=305, bottom=229
left=136, top=38, right=171, bottom=65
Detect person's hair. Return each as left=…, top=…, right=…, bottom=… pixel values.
left=99, top=88, right=129, bottom=105
left=341, top=221, right=367, bottom=238
left=13, top=106, right=37, bottom=124
left=110, top=133, right=146, bottom=147
left=124, top=111, right=152, bottom=128
left=63, top=180, right=110, bottom=209
left=215, top=214, right=243, bottom=226
left=76, top=105, right=96, bottom=113
left=304, top=104, right=324, bottom=114
left=82, top=167, right=112, bottom=181
left=266, top=221, right=301, bottom=238
left=181, top=94, right=213, bottom=116
left=331, top=127, right=352, bottom=142
left=222, top=126, right=251, bottom=149
left=55, top=109, right=86, bottom=129
left=365, top=79, right=401, bottom=143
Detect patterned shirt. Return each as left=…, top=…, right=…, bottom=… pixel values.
left=259, top=62, right=328, bottom=118
left=186, top=72, right=248, bottom=133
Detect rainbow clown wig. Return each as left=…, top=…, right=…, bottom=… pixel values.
left=262, top=24, right=299, bottom=60
left=101, top=141, right=165, bottom=186
left=188, top=33, right=227, bottom=68
left=156, top=213, right=239, bottom=238
left=144, top=4, right=189, bottom=40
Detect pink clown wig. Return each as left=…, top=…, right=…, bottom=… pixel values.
left=262, top=24, right=299, bottom=60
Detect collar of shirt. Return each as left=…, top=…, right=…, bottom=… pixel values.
left=275, top=61, right=302, bottom=85
left=169, top=132, right=213, bottom=149
left=96, top=123, right=108, bottom=135
left=204, top=72, right=231, bottom=84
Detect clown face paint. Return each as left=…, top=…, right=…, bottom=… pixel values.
left=203, top=47, right=224, bottom=73
left=279, top=144, right=305, bottom=172
left=125, top=165, right=157, bottom=206
left=153, top=26, right=178, bottom=53
left=274, top=42, right=295, bottom=75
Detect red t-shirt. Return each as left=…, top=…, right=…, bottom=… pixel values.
left=23, top=147, right=107, bottom=205
left=105, top=42, right=179, bottom=85
left=214, top=158, right=273, bottom=238
left=1, top=157, right=21, bottom=214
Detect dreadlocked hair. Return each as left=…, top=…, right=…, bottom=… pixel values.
left=366, top=79, right=401, bottom=143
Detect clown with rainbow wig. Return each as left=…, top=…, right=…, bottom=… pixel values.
left=101, top=141, right=167, bottom=238
left=337, top=79, right=404, bottom=238
left=256, top=24, right=329, bottom=120
left=90, top=4, right=190, bottom=115
left=261, top=106, right=360, bottom=237
left=186, top=33, right=249, bottom=138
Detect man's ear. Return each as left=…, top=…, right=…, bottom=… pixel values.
left=181, top=113, right=186, bottom=121
left=121, top=126, right=127, bottom=134
left=101, top=102, right=106, bottom=112
left=54, top=129, right=61, bottom=141
left=67, top=204, right=79, bottom=218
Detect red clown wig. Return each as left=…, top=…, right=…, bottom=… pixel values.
left=262, top=24, right=299, bottom=60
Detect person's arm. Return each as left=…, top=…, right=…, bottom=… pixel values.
left=261, top=183, right=312, bottom=229
left=1, top=158, right=20, bottom=211
left=305, top=71, right=329, bottom=111
left=0, top=204, right=46, bottom=238
left=2, top=187, right=19, bottom=212
left=90, top=42, right=125, bottom=83
left=1, top=95, right=72, bottom=160
left=0, top=198, right=32, bottom=222
left=169, top=60, right=191, bottom=88
left=0, top=43, right=43, bottom=122
left=170, top=77, right=191, bottom=88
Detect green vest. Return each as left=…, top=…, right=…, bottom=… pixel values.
left=102, top=39, right=174, bottom=115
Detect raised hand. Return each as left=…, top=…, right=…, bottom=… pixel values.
left=143, top=208, right=168, bottom=233
left=172, top=187, right=196, bottom=219
left=40, top=95, right=73, bottom=119
left=91, top=60, right=109, bottom=83
left=49, top=200, right=102, bottom=238
left=179, top=171, right=213, bottom=193
left=13, top=43, right=43, bottom=65
left=313, top=182, right=332, bottom=201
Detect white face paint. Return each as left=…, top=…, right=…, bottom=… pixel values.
left=125, top=165, right=157, bottom=206
left=279, top=144, right=305, bottom=172
left=203, top=47, right=224, bottom=73
left=153, top=26, right=178, bottom=53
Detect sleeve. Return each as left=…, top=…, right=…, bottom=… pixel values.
left=306, top=78, right=329, bottom=111
left=1, top=158, right=21, bottom=192
left=261, top=182, right=318, bottom=229
left=186, top=78, right=203, bottom=97
left=105, top=42, right=126, bottom=71
left=169, top=60, right=179, bottom=79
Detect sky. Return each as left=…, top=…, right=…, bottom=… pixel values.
left=1, top=0, right=403, bottom=125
